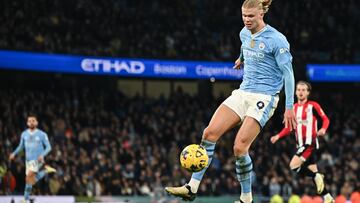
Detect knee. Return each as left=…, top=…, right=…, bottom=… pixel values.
left=26, top=174, right=35, bottom=185
left=25, top=176, right=31, bottom=184
left=233, top=136, right=250, bottom=156
left=290, top=157, right=303, bottom=170
left=290, top=164, right=300, bottom=172
left=202, top=127, right=218, bottom=142
left=289, top=161, right=297, bottom=169
left=289, top=161, right=303, bottom=173
left=233, top=144, right=248, bottom=156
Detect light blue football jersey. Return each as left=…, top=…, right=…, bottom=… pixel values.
left=12, top=129, right=52, bottom=161
left=239, top=24, right=294, bottom=108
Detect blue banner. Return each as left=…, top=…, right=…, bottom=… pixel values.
left=307, top=64, right=360, bottom=82
left=0, top=50, right=243, bottom=80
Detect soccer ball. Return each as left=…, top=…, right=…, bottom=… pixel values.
left=180, top=144, right=209, bottom=172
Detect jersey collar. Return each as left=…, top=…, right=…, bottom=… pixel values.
left=28, top=129, right=38, bottom=135
left=251, top=24, right=268, bottom=39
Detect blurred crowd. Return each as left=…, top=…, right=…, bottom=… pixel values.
left=0, top=86, right=359, bottom=201
left=1, top=0, right=359, bottom=202
left=1, top=0, right=360, bottom=63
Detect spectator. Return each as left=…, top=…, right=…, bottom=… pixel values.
left=288, top=194, right=301, bottom=203
left=351, top=191, right=360, bottom=203
left=334, top=194, right=346, bottom=203
left=270, top=194, right=284, bottom=203
left=0, top=0, right=359, bottom=64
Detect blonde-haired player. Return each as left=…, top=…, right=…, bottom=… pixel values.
left=166, top=0, right=297, bottom=202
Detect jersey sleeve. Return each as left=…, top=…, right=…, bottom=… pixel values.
left=13, top=133, right=25, bottom=155
left=239, top=27, right=247, bottom=44
left=274, top=35, right=295, bottom=109
left=41, top=132, right=52, bottom=157
left=238, top=27, right=247, bottom=61
left=273, top=35, right=292, bottom=66
left=312, top=101, right=330, bottom=131
left=278, top=127, right=291, bottom=138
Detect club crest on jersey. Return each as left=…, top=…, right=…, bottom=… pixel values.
left=257, top=101, right=265, bottom=109
left=259, top=42, right=265, bottom=50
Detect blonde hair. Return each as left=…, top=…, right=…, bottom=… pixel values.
left=242, top=0, right=273, bottom=14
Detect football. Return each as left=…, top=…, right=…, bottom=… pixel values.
left=180, top=144, right=209, bottom=172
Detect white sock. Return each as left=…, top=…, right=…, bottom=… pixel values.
left=240, top=192, right=253, bottom=203
left=188, top=178, right=200, bottom=193
left=324, top=193, right=333, bottom=200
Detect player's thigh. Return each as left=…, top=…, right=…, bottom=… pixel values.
left=233, top=116, right=261, bottom=156
left=26, top=171, right=36, bottom=184
left=222, top=89, right=247, bottom=121
left=203, top=104, right=241, bottom=142
left=26, top=160, right=40, bottom=173
left=26, top=160, right=41, bottom=182
left=289, top=155, right=305, bottom=169
left=245, top=92, right=279, bottom=128
left=295, top=145, right=315, bottom=164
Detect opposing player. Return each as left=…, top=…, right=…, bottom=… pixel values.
left=165, top=0, right=296, bottom=202
left=270, top=81, right=334, bottom=203
left=9, top=115, right=56, bottom=203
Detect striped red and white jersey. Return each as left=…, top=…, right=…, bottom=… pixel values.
left=278, top=100, right=330, bottom=149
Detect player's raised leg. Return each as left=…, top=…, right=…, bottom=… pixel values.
left=35, top=164, right=57, bottom=183
left=165, top=104, right=241, bottom=201
left=306, top=164, right=324, bottom=193
left=290, top=153, right=325, bottom=193
left=233, top=117, right=261, bottom=203
left=289, top=154, right=334, bottom=202
left=22, top=161, right=56, bottom=202
left=307, top=164, right=334, bottom=202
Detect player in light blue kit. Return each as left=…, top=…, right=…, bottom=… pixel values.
left=9, top=115, right=56, bottom=203
left=165, top=0, right=296, bottom=202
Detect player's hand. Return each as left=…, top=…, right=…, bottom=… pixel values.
left=317, top=128, right=326, bottom=136
left=9, top=153, right=15, bottom=161
left=270, top=135, right=280, bottom=144
left=233, top=58, right=243, bottom=69
left=283, top=108, right=296, bottom=131
left=38, top=155, right=44, bottom=163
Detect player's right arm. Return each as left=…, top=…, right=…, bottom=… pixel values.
left=270, top=127, right=291, bottom=144
left=234, top=27, right=246, bottom=69
left=234, top=47, right=244, bottom=69
left=9, top=133, right=25, bottom=160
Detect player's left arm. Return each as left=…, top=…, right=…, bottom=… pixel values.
left=312, top=101, right=330, bottom=136
left=274, top=36, right=296, bottom=130
left=41, top=132, right=52, bottom=158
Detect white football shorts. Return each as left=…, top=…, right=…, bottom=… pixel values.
left=25, top=160, right=43, bottom=175
left=223, top=89, right=279, bottom=128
